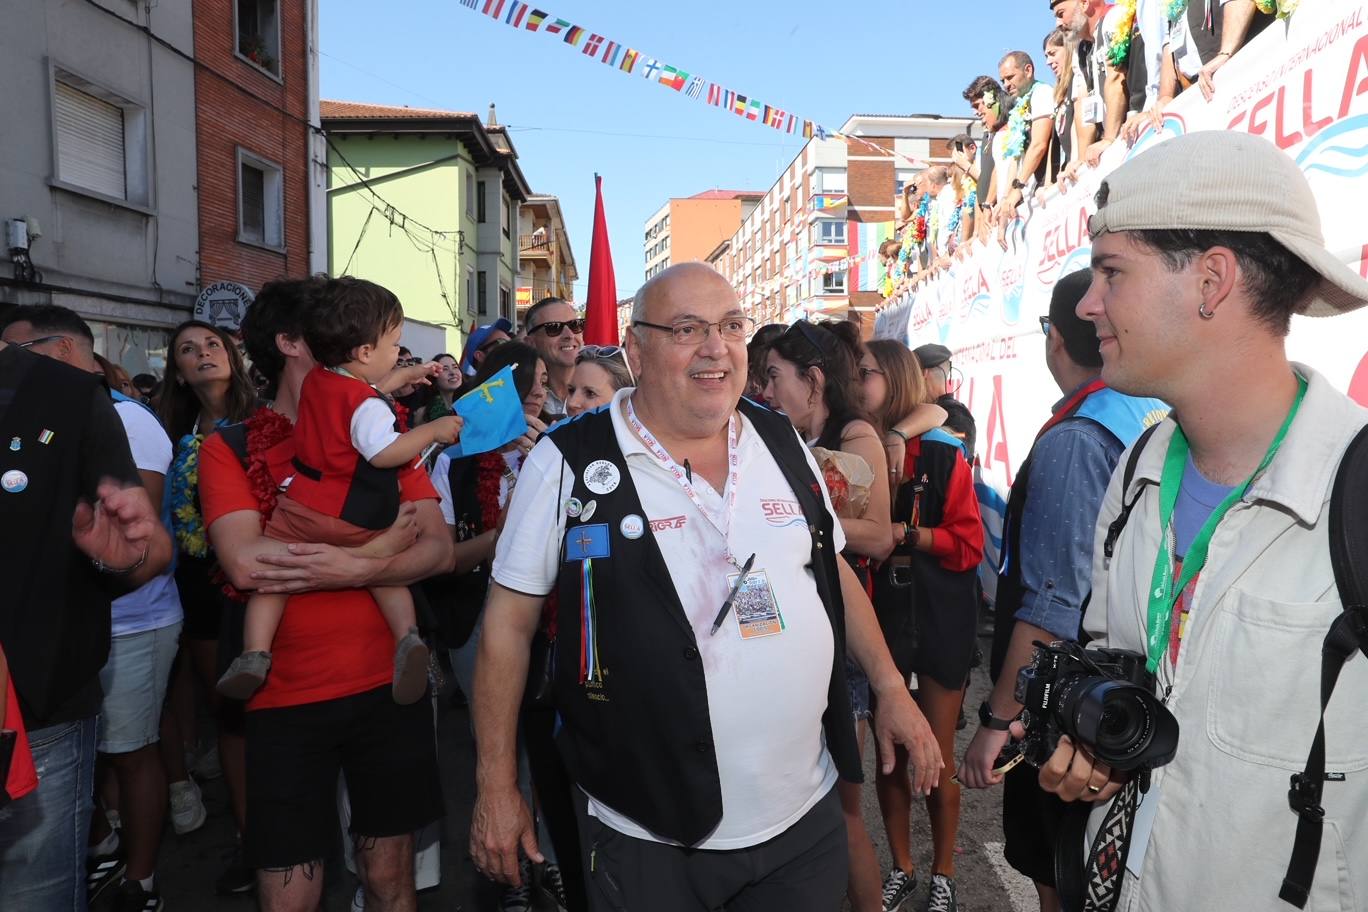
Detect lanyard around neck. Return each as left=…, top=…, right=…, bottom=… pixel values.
left=625, top=395, right=743, bottom=571
left=1143, top=374, right=1307, bottom=671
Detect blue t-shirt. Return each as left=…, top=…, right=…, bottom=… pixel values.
left=1173, top=454, right=1235, bottom=559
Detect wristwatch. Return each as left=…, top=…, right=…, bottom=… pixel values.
left=978, top=700, right=1015, bottom=732
left=1010, top=179, right=1026, bottom=191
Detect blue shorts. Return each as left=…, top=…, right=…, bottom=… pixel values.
left=97, top=622, right=182, bottom=753
left=845, top=656, right=871, bottom=722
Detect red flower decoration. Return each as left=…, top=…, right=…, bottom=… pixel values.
left=217, top=407, right=294, bottom=603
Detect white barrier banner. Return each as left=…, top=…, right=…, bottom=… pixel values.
left=875, top=0, right=1368, bottom=487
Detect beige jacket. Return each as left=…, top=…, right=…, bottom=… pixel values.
left=1083, top=366, right=1368, bottom=912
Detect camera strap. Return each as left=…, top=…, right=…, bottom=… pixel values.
left=1279, top=423, right=1368, bottom=909
left=1056, top=772, right=1145, bottom=912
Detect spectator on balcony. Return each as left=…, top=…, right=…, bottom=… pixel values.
left=995, top=51, right=1058, bottom=236
left=944, top=136, right=979, bottom=249
left=1150, top=0, right=1274, bottom=119
left=1053, top=0, right=1128, bottom=171
left=961, top=76, right=1007, bottom=237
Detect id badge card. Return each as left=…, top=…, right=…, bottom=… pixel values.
left=1083, top=95, right=1104, bottom=125
left=729, top=569, right=784, bottom=639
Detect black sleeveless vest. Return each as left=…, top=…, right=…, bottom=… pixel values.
left=545, top=398, right=862, bottom=846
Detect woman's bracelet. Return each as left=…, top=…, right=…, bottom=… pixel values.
left=888, top=428, right=910, bottom=444
left=92, top=544, right=149, bottom=576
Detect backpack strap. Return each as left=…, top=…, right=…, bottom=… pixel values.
left=1101, top=423, right=1161, bottom=568
left=1280, top=423, right=1368, bottom=908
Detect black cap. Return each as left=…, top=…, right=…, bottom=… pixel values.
left=1048, top=270, right=1103, bottom=369
left=912, top=343, right=952, bottom=369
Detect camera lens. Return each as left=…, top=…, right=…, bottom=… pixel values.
left=1095, top=691, right=1150, bottom=755
left=1063, top=679, right=1178, bottom=771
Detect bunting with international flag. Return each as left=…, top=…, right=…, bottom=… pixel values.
left=455, top=3, right=929, bottom=169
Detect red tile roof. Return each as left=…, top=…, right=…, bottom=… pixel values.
left=320, top=100, right=478, bottom=120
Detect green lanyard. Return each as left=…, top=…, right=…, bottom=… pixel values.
left=1143, top=375, right=1308, bottom=672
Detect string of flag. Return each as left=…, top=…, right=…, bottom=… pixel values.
left=457, top=0, right=928, bottom=168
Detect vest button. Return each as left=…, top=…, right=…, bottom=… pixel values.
left=816, top=542, right=824, bottom=549
left=683, top=646, right=699, bottom=660
left=694, top=739, right=710, bottom=753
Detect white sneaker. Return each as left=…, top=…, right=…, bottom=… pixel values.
left=169, top=779, right=207, bottom=835
left=351, top=885, right=366, bottom=912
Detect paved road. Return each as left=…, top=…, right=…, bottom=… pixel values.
left=150, top=633, right=1038, bottom=911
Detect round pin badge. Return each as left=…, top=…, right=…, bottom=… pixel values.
left=620, top=514, right=645, bottom=540
left=564, top=497, right=583, bottom=518
left=579, top=500, right=598, bottom=522
left=2, top=469, right=29, bottom=494
left=583, top=459, right=621, bottom=495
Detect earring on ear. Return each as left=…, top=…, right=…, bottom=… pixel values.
left=1198, top=303, right=1216, bottom=320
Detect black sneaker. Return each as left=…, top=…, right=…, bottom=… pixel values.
left=927, top=873, right=958, bottom=912
left=87, top=850, right=127, bottom=905
left=881, top=868, right=917, bottom=912
left=498, top=859, right=533, bottom=912
left=112, top=878, right=165, bottom=912
left=540, top=862, right=570, bottom=911
left=215, top=848, right=255, bottom=895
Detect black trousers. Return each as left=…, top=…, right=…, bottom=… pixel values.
left=573, top=786, right=847, bottom=912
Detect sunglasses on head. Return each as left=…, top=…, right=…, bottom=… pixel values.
left=783, top=320, right=833, bottom=365
left=577, top=344, right=636, bottom=385
left=530, top=318, right=586, bottom=337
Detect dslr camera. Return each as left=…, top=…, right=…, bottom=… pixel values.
left=1013, top=641, right=1179, bottom=772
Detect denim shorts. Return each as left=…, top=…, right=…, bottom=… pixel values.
left=845, top=656, right=872, bottom=722
left=97, top=622, right=182, bottom=753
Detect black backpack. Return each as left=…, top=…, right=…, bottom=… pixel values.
left=1098, top=422, right=1368, bottom=910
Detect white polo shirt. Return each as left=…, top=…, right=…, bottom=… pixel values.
left=492, top=388, right=845, bottom=849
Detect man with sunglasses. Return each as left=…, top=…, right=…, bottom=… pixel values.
left=522, top=297, right=583, bottom=419
left=471, top=263, right=942, bottom=912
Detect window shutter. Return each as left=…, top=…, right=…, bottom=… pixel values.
left=55, top=81, right=126, bottom=199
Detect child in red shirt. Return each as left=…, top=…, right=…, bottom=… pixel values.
left=218, top=279, right=462, bottom=704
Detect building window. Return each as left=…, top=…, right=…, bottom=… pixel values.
left=822, top=270, right=847, bottom=295
left=815, top=169, right=847, bottom=194
left=815, top=219, right=846, bottom=245
left=235, top=0, right=280, bottom=76
left=499, top=285, right=511, bottom=318
left=895, top=169, right=919, bottom=195
left=477, top=181, right=487, bottom=223
left=466, top=268, right=476, bottom=316
left=477, top=271, right=488, bottom=316
left=237, top=148, right=283, bottom=249
left=466, top=172, right=475, bottom=218
left=51, top=69, right=150, bottom=207
left=503, top=195, right=513, bottom=239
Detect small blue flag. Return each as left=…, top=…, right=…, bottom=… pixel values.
left=564, top=523, right=610, bottom=562
left=443, top=365, right=529, bottom=459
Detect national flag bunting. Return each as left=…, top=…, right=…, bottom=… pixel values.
left=525, top=8, right=546, bottom=29
left=564, top=24, right=585, bottom=45
left=460, top=0, right=478, bottom=8
left=482, top=0, right=505, bottom=16
left=732, top=93, right=748, bottom=116
left=685, top=76, right=705, bottom=98
left=706, top=82, right=722, bottom=106
left=583, top=33, right=604, bottom=57
left=619, top=48, right=639, bottom=72
left=601, top=41, right=621, bottom=66
left=504, top=1, right=529, bottom=27
left=544, top=17, right=570, bottom=34
left=658, top=65, right=687, bottom=91
left=745, top=98, right=762, bottom=121
left=639, top=57, right=662, bottom=80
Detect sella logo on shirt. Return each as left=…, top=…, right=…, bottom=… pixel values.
left=760, top=499, right=806, bottom=528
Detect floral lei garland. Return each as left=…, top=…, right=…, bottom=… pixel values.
left=474, top=451, right=508, bottom=532
left=216, top=408, right=294, bottom=603
left=1107, top=0, right=1139, bottom=67
left=910, top=193, right=932, bottom=246
left=1167, top=0, right=1297, bottom=22
left=169, top=432, right=211, bottom=558
left=1003, top=90, right=1033, bottom=161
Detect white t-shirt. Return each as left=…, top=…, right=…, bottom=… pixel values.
left=933, top=185, right=960, bottom=256
left=111, top=400, right=183, bottom=637
left=993, top=80, right=1056, bottom=203
left=350, top=397, right=402, bottom=463
left=491, top=388, right=844, bottom=849
left=431, top=448, right=521, bottom=525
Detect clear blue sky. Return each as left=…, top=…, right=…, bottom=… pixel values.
left=320, top=0, right=1051, bottom=301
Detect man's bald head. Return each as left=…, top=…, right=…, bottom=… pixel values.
left=631, top=263, right=737, bottom=333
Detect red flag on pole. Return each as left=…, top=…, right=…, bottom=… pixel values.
left=584, top=173, right=619, bottom=346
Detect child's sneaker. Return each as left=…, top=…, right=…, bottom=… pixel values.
left=392, top=629, right=430, bottom=705
left=216, top=651, right=271, bottom=699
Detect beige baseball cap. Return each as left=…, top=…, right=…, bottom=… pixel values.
left=1089, top=132, right=1368, bottom=317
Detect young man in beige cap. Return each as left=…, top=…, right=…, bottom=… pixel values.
left=1036, top=131, right=1368, bottom=911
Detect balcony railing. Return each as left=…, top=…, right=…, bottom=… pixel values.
left=519, top=234, right=554, bottom=254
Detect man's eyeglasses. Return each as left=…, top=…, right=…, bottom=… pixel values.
left=529, top=319, right=586, bottom=338
left=1038, top=316, right=1051, bottom=335
left=577, top=344, right=636, bottom=384
left=632, top=316, right=754, bottom=346
left=14, top=334, right=68, bottom=349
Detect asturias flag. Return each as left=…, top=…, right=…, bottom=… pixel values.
left=443, top=365, right=528, bottom=458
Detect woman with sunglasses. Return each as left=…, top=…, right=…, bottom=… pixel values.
left=157, top=320, right=259, bottom=886
left=762, top=319, right=894, bottom=912
left=860, top=340, right=984, bottom=912
left=565, top=345, right=634, bottom=417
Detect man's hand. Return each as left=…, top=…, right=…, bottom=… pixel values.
left=872, top=684, right=943, bottom=795
left=429, top=415, right=465, bottom=445
left=1084, top=138, right=1113, bottom=169
left=958, top=725, right=1013, bottom=789
left=357, top=501, right=421, bottom=559
left=1198, top=52, right=1231, bottom=101
left=470, top=785, right=544, bottom=886
left=251, top=543, right=377, bottom=593
left=1038, top=734, right=1125, bottom=802
left=72, top=480, right=158, bottom=569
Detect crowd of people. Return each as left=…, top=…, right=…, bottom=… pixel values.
left=2, top=13, right=1367, bottom=912
left=882, top=0, right=1281, bottom=300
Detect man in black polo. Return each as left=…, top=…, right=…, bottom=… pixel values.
left=470, top=263, right=942, bottom=910
left=0, top=329, right=172, bottom=909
